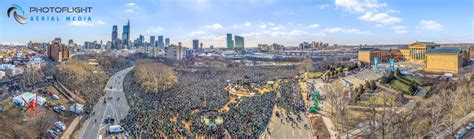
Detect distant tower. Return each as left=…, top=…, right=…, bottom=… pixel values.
left=157, top=36, right=164, bottom=48
left=122, top=20, right=130, bottom=49
left=192, top=39, right=199, bottom=50
left=234, top=35, right=244, bottom=48
left=150, top=36, right=156, bottom=47
left=112, top=25, right=118, bottom=49
left=226, top=33, right=234, bottom=49
left=165, top=38, right=170, bottom=48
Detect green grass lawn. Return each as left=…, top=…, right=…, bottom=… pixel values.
left=390, top=79, right=413, bottom=95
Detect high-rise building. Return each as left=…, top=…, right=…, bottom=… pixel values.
left=112, top=25, right=118, bottom=49
left=150, top=36, right=156, bottom=47
left=48, top=38, right=69, bottom=62
left=68, top=39, right=74, bottom=46
left=234, top=35, right=244, bottom=48
left=122, top=20, right=130, bottom=49
left=192, top=39, right=199, bottom=50
left=226, top=33, right=234, bottom=49
left=165, top=38, right=170, bottom=48
left=157, top=36, right=164, bottom=48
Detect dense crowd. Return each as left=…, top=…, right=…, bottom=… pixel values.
left=276, top=80, right=306, bottom=126
left=121, top=65, right=298, bottom=138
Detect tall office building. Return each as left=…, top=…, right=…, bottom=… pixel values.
left=112, top=25, right=118, bottom=49
left=234, top=35, right=244, bottom=48
left=165, top=38, right=170, bottom=48
left=192, top=39, right=199, bottom=50
left=48, top=38, right=69, bottom=62
left=150, top=36, right=156, bottom=47
left=122, top=20, right=130, bottom=49
left=157, top=36, right=164, bottom=48
left=226, top=33, right=234, bottom=49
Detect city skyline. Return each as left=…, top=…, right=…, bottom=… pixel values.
left=0, top=0, right=473, bottom=47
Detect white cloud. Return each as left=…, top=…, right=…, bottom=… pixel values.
left=124, top=2, right=141, bottom=13
left=241, top=32, right=262, bottom=37
left=69, top=20, right=105, bottom=27
left=190, top=31, right=206, bottom=36
left=320, top=27, right=372, bottom=35
left=335, top=0, right=401, bottom=26
left=418, top=20, right=443, bottom=31
left=268, top=30, right=308, bottom=36
left=318, top=4, right=330, bottom=10
left=323, top=27, right=344, bottom=33
left=267, top=22, right=275, bottom=26
left=271, top=26, right=285, bottom=30
left=258, top=22, right=267, bottom=28
left=206, top=23, right=223, bottom=30
left=345, top=29, right=372, bottom=35
left=391, top=25, right=407, bottom=34
left=244, top=21, right=251, bottom=26
left=309, top=24, right=320, bottom=28
left=358, top=12, right=401, bottom=25
left=201, top=34, right=225, bottom=40
left=70, top=21, right=92, bottom=26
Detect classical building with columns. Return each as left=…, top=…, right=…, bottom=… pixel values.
left=406, top=42, right=440, bottom=63
left=357, top=41, right=466, bottom=74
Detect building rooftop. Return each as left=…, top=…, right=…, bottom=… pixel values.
left=359, top=48, right=374, bottom=51
left=426, top=48, right=461, bottom=55
left=411, top=41, right=440, bottom=46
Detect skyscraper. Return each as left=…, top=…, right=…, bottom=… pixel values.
left=192, top=39, right=199, bottom=50
left=157, top=36, right=164, bottom=48
left=234, top=35, right=244, bottom=48
left=227, top=33, right=234, bottom=49
left=150, top=36, right=156, bottom=47
left=112, top=25, right=118, bottom=49
left=122, top=20, right=130, bottom=49
left=165, top=38, right=170, bottom=48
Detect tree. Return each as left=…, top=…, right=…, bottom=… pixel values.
left=134, top=62, right=178, bottom=92
left=395, top=68, right=402, bottom=77
left=298, top=57, right=314, bottom=72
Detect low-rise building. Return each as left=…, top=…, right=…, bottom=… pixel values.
left=425, top=48, right=462, bottom=74
left=165, top=44, right=184, bottom=60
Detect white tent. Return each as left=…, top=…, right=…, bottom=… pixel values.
left=12, top=92, right=46, bottom=107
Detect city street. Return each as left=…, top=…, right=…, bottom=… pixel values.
left=78, top=66, right=134, bottom=139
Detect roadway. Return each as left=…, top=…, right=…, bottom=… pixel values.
left=78, top=66, right=134, bottom=139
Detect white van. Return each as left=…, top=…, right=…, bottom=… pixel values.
left=108, top=125, right=124, bottom=134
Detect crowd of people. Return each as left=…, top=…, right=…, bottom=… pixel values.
left=121, top=64, right=300, bottom=138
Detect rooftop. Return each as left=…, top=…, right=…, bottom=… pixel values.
left=411, top=41, right=440, bottom=46
left=426, top=48, right=461, bottom=55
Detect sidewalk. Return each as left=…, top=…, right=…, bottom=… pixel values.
left=321, top=115, right=337, bottom=139
left=61, top=116, right=82, bottom=139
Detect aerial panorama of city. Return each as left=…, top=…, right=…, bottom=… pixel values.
left=0, top=0, right=473, bottom=138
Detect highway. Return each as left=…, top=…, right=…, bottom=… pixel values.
left=78, top=66, right=134, bottom=139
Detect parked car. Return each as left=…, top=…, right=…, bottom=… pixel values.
left=51, top=95, right=59, bottom=100
left=467, top=122, right=474, bottom=130
left=454, top=128, right=466, bottom=139
left=53, top=107, right=62, bottom=113
left=54, top=121, right=66, bottom=131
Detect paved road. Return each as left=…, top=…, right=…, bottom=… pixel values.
left=261, top=87, right=312, bottom=139
left=435, top=111, right=474, bottom=139
left=78, top=66, right=134, bottom=139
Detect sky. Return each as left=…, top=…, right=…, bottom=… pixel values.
left=0, top=0, right=473, bottom=47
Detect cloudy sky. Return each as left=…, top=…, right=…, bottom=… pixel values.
left=0, top=0, right=473, bottom=47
